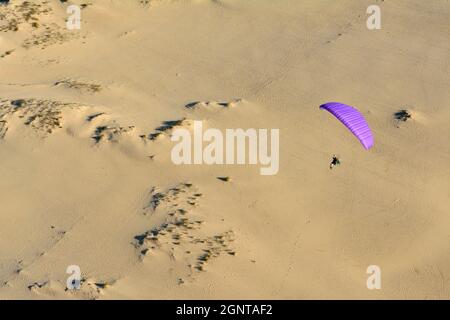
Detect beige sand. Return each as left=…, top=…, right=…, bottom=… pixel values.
left=0, top=0, right=449, bottom=299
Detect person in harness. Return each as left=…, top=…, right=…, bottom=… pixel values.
left=330, top=155, right=341, bottom=169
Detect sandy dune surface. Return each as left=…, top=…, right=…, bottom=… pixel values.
left=0, top=0, right=449, bottom=299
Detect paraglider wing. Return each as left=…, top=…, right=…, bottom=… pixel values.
left=320, top=102, right=374, bottom=149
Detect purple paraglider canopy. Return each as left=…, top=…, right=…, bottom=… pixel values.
left=320, top=102, right=374, bottom=150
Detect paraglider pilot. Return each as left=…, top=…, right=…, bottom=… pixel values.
left=330, top=155, right=340, bottom=170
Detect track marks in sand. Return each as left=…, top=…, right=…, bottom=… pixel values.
left=134, top=183, right=236, bottom=280
left=0, top=119, right=7, bottom=138
left=1, top=225, right=67, bottom=290
left=0, top=49, right=14, bottom=58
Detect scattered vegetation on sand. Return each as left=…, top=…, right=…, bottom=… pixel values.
left=147, top=118, right=188, bottom=140
left=0, top=1, right=81, bottom=49
left=0, top=0, right=51, bottom=32
left=0, top=98, right=80, bottom=138
left=394, top=109, right=412, bottom=122
left=54, top=79, right=102, bottom=94
left=91, top=124, right=135, bottom=144
left=185, top=99, right=243, bottom=110
left=134, top=183, right=236, bottom=279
